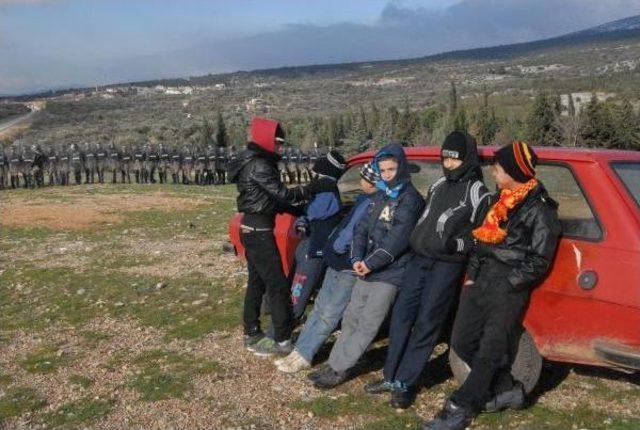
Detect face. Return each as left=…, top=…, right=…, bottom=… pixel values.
left=378, top=158, right=399, bottom=182
left=491, top=162, right=518, bottom=190
left=275, top=142, right=284, bottom=155
left=442, top=157, right=463, bottom=171
left=360, top=178, right=378, bottom=194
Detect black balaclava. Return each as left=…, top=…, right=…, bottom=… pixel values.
left=441, top=131, right=481, bottom=182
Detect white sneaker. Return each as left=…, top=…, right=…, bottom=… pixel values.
left=277, top=350, right=311, bottom=373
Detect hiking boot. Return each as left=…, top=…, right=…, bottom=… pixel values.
left=313, top=367, right=348, bottom=390
left=244, top=331, right=265, bottom=351
left=421, top=400, right=475, bottom=430
left=484, top=382, right=525, bottom=413
left=364, top=379, right=396, bottom=395
left=252, top=337, right=294, bottom=357
left=277, top=350, right=311, bottom=373
left=390, top=386, right=417, bottom=409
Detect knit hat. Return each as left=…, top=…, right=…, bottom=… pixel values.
left=494, top=141, right=538, bottom=183
left=359, top=162, right=379, bottom=184
left=441, top=131, right=468, bottom=161
left=312, top=150, right=346, bottom=180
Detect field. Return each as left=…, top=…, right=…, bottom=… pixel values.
left=1, top=184, right=639, bottom=429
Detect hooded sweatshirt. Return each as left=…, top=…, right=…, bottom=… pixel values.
left=409, top=133, right=490, bottom=262
left=350, top=143, right=425, bottom=286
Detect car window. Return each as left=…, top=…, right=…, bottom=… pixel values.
left=481, top=163, right=603, bottom=241
left=611, top=162, right=640, bottom=209
left=338, top=160, right=442, bottom=204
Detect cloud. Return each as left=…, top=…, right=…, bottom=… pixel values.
left=3, top=0, right=640, bottom=94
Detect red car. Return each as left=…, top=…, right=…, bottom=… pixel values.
left=229, top=146, right=640, bottom=392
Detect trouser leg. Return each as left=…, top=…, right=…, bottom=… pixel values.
left=329, top=279, right=397, bottom=372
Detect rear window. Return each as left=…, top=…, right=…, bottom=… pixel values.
left=337, top=160, right=440, bottom=203
left=611, top=162, right=640, bottom=208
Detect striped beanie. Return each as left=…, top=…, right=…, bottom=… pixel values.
left=495, top=141, right=538, bottom=183
left=359, top=162, right=379, bottom=185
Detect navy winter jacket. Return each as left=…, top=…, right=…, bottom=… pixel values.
left=350, top=143, right=425, bottom=286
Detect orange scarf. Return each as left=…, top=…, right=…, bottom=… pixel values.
left=473, top=178, right=538, bottom=244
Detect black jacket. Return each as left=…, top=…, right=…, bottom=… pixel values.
left=351, top=143, right=425, bottom=286
left=467, top=183, right=562, bottom=290
left=410, top=134, right=490, bottom=262
left=229, top=143, right=307, bottom=226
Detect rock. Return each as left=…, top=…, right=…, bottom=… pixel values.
left=76, top=288, right=86, bottom=295
left=191, top=299, right=206, bottom=306
left=114, top=302, right=125, bottom=307
left=155, top=282, right=166, bottom=290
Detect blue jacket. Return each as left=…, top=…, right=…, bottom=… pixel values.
left=351, top=143, right=425, bottom=286
left=323, top=194, right=371, bottom=272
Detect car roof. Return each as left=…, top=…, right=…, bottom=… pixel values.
left=348, top=145, right=640, bottom=165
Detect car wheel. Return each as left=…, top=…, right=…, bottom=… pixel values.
left=449, top=329, right=542, bottom=394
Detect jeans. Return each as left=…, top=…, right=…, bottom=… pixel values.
left=295, top=268, right=357, bottom=363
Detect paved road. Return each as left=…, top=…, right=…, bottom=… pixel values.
left=0, top=111, right=35, bottom=133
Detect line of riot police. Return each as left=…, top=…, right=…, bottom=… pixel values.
left=0, top=142, right=328, bottom=190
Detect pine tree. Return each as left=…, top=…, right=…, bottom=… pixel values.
left=215, top=111, right=228, bottom=147
left=612, top=98, right=639, bottom=149
left=527, top=92, right=561, bottom=146
left=475, top=85, right=500, bottom=145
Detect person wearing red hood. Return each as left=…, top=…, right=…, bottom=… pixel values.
left=229, top=117, right=316, bottom=356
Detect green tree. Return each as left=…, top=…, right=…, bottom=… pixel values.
left=527, top=92, right=562, bottom=145
left=215, top=111, right=228, bottom=147
left=475, top=85, right=500, bottom=145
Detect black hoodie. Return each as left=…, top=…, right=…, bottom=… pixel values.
left=409, top=133, right=490, bottom=262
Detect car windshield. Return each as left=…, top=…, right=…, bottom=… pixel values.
left=611, top=162, right=640, bottom=209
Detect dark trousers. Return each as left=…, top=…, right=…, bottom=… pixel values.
left=241, top=230, right=293, bottom=342
left=383, top=253, right=465, bottom=388
left=290, top=239, right=327, bottom=321
left=450, top=259, right=530, bottom=411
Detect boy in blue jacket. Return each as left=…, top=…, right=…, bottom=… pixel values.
left=311, top=143, right=424, bottom=389
left=276, top=163, right=380, bottom=373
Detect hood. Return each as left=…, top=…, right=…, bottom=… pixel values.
left=372, top=143, right=411, bottom=188
left=250, top=117, right=284, bottom=154
left=442, top=131, right=482, bottom=182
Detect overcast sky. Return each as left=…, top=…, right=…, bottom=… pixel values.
left=1, top=0, right=640, bottom=95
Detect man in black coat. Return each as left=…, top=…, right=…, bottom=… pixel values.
left=423, top=141, right=561, bottom=430
left=228, top=117, right=316, bottom=356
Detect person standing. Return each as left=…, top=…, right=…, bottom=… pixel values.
left=228, top=117, right=316, bottom=356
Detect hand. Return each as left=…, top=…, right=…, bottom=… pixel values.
left=353, top=261, right=371, bottom=277
left=463, top=280, right=475, bottom=286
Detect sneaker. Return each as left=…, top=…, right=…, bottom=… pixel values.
left=252, top=337, right=294, bottom=357
left=484, top=382, right=525, bottom=413
left=313, top=367, right=349, bottom=390
left=277, top=350, right=311, bottom=373
left=421, top=400, right=475, bottom=430
left=244, top=331, right=265, bottom=351
left=307, top=363, right=332, bottom=383
left=390, top=386, right=417, bottom=409
left=364, top=379, right=396, bottom=395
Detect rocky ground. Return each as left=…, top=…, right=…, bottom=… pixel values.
left=1, top=184, right=639, bottom=429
